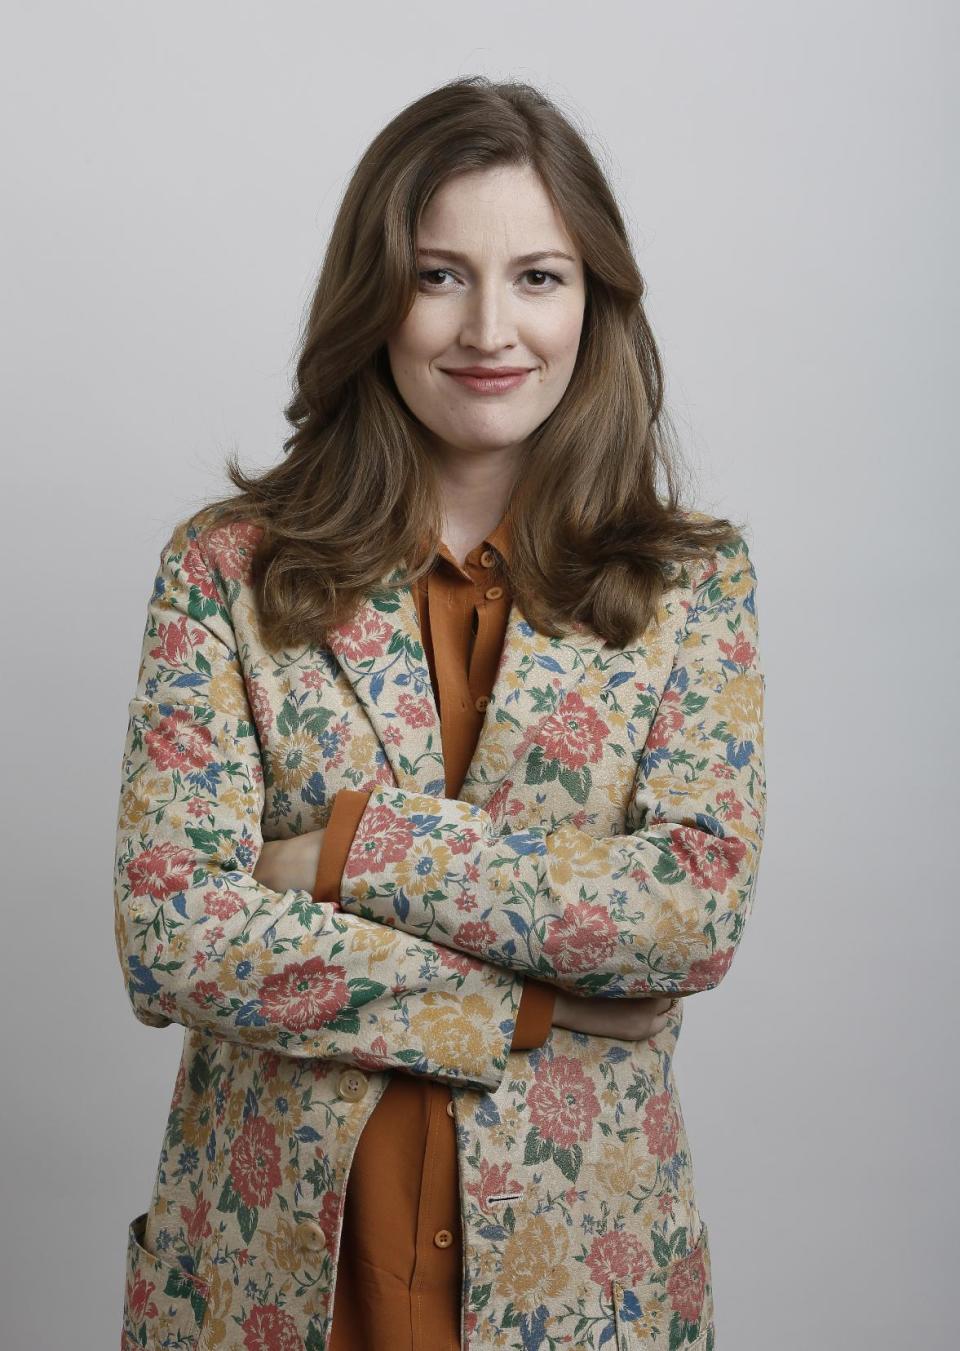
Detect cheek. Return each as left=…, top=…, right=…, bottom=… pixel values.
left=535, top=304, right=585, bottom=368
left=391, top=304, right=448, bottom=366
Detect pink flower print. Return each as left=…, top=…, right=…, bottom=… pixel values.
left=542, top=903, right=618, bottom=973
left=180, top=1194, right=213, bottom=1246
left=686, top=947, right=735, bottom=990
left=149, top=613, right=205, bottom=669
left=642, top=1091, right=679, bottom=1160
left=229, top=1115, right=282, bottom=1209
left=241, top=1302, right=305, bottom=1350
left=526, top=1055, right=601, bottom=1147
left=585, top=1230, right=653, bottom=1293
left=396, top=691, right=435, bottom=727
left=452, top=920, right=498, bottom=955
left=258, top=957, right=349, bottom=1031
left=466, top=1160, right=523, bottom=1212
left=646, top=688, right=685, bottom=751
left=334, top=611, right=393, bottom=663
left=666, top=1242, right=707, bottom=1323
left=145, top=708, right=214, bottom=773
left=199, top=521, right=262, bottom=587
left=126, top=1274, right=158, bottom=1323
left=180, top=542, right=222, bottom=603
left=668, top=826, right=746, bottom=891
left=128, top=841, right=195, bottom=902
left=535, top=692, right=608, bottom=770
left=344, top=802, right=415, bottom=877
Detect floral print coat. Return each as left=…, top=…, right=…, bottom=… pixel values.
left=114, top=505, right=766, bottom=1350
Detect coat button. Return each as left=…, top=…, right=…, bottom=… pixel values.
left=474, top=695, right=489, bottom=713
left=484, top=585, right=503, bottom=600
left=433, top=1228, right=454, bottom=1248
left=337, top=1069, right=368, bottom=1102
left=294, top=1220, right=327, bottom=1254
left=479, top=549, right=496, bottom=568
left=446, top=1099, right=455, bottom=1118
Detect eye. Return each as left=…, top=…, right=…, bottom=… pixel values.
left=417, top=267, right=566, bottom=292
left=523, top=269, right=563, bottom=289
left=418, top=268, right=457, bottom=289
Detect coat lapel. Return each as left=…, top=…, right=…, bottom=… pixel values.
left=325, top=550, right=609, bottom=815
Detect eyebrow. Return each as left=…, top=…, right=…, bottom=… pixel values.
left=417, top=247, right=577, bottom=266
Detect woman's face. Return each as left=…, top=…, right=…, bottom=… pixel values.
left=386, top=163, right=587, bottom=461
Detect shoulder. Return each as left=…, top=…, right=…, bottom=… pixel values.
left=164, top=504, right=267, bottom=590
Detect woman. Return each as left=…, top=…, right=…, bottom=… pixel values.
left=114, top=76, right=765, bottom=1351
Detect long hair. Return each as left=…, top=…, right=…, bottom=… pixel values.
left=195, top=75, right=744, bottom=650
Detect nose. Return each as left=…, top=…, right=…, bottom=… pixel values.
left=457, top=279, right=518, bottom=353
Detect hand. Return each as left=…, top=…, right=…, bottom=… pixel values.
left=252, top=828, right=326, bottom=895
left=552, top=989, right=680, bottom=1040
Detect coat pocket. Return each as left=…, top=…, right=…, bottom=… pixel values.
left=121, top=1211, right=210, bottom=1350
left=612, top=1218, right=714, bottom=1350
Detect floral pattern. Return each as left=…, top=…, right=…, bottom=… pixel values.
left=114, top=504, right=765, bottom=1348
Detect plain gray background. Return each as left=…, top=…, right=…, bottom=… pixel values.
left=2, top=1, right=956, bottom=1346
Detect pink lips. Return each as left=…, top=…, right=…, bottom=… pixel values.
left=442, top=367, right=533, bottom=394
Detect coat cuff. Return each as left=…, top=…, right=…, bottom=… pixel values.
left=509, top=979, right=556, bottom=1050
left=312, top=790, right=373, bottom=905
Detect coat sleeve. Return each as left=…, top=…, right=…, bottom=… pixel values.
left=112, top=516, right=525, bottom=1091
left=314, top=790, right=555, bottom=1047
left=336, top=534, right=767, bottom=998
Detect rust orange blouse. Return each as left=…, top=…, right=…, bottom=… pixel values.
left=311, top=513, right=556, bottom=1350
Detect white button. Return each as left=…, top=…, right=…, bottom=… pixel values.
left=337, top=1069, right=368, bottom=1102
left=446, top=1099, right=455, bottom=1118
left=484, top=586, right=504, bottom=600
left=433, top=1228, right=454, bottom=1248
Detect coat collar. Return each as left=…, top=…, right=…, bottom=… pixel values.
left=325, top=511, right=609, bottom=815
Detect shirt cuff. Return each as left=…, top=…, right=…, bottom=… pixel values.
left=312, top=790, right=372, bottom=905
left=510, top=978, right=556, bottom=1050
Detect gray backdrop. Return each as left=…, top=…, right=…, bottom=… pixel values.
left=2, top=1, right=956, bottom=1346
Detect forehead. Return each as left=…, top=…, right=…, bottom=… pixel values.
left=417, top=164, right=577, bottom=257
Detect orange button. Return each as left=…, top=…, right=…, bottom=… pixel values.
left=479, top=549, right=496, bottom=568
left=484, top=586, right=503, bottom=600
left=446, top=1099, right=455, bottom=1118
left=433, top=1228, right=454, bottom=1248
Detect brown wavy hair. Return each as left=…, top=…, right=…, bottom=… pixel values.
left=195, top=75, right=745, bottom=650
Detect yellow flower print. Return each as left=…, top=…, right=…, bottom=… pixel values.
left=168, top=932, right=189, bottom=958
left=219, top=785, right=260, bottom=823
left=219, top=941, right=275, bottom=995
left=408, top=992, right=496, bottom=1079
left=592, top=1138, right=657, bottom=1196
left=209, top=669, right=250, bottom=720
left=651, top=907, right=704, bottom=966
left=261, top=1083, right=304, bottom=1134
left=226, top=1092, right=245, bottom=1130
left=395, top=843, right=453, bottom=900
left=180, top=1095, right=214, bottom=1148
left=195, top=1263, right=233, bottom=1346
left=348, top=733, right=380, bottom=773
left=349, top=924, right=399, bottom=964
left=714, top=670, right=763, bottom=743
left=545, top=823, right=612, bottom=884
left=120, top=778, right=169, bottom=828
left=500, top=1214, right=570, bottom=1312
left=269, top=731, right=322, bottom=795
left=264, top=1216, right=302, bottom=1274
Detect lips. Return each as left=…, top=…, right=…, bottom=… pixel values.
left=442, top=367, right=533, bottom=377
left=441, top=367, right=533, bottom=394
